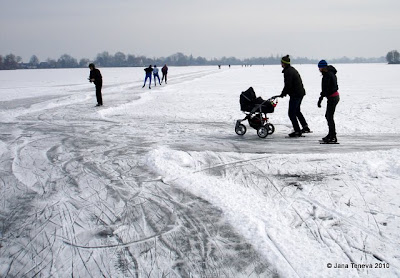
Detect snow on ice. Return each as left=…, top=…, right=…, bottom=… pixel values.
left=0, top=64, right=399, bottom=277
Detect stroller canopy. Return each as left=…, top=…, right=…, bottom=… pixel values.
left=240, top=87, right=275, bottom=114
left=240, top=87, right=257, bottom=112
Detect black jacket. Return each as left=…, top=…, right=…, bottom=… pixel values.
left=281, top=65, right=306, bottom=98
left=144, top=66, right=153, bottom=74
left=89, top=68, right=102, bottom=86
left=321, top=65, right=338, bottom=98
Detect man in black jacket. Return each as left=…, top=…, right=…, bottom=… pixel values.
left=142, top=65, right=153, bottom=89
left=89, top=63, right=103, bottom=106
left=279, top=55, right=310, bottom=137
left=317, top=60, right=340, bottom=143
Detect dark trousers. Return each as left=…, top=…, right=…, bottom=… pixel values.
left=95, top=82, right=103, bottom=105
left=326, top=95, right=340, bottom=136
left=154, top=73, right=161, bottom=85
left=144, top=74, right=152, bottom=87
left=288, top=96, right=308, bottom=132
left=162, top=73, right=167, bottom=83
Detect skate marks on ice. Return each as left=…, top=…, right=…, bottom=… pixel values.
left=1, top=66, right=399, bottom=277
left=0, top=95, right=63, bottom=110
left=0, top=116, right=275, bottom=277
left=168, top=121, right=400, bottom=154
left=146, top=148, right=400, bottom=277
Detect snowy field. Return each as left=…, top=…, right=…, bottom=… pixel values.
left=0, top=64, right=399, bottom=278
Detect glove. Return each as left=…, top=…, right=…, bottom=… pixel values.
left=280, top=93, right=286, bottom=98
left=317, top=96, right=323, bottom=108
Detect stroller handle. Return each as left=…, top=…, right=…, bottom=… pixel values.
left=267, top=95, right=281, bottom=101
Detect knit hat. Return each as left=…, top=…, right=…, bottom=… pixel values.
left=318, top=60, right=328, bottom=68
left=281, top=55, right=290, bottom=65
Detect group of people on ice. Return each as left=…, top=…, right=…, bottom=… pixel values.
left=279, top=55, right=340, bottom=143
left=88, top=55, right=339, bottom=143
left=87, top=63, right=169, bottom=106
left=142, top=64, right=168, bottom=89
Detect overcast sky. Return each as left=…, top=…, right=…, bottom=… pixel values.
left=1, top=0, right=399, bottom=62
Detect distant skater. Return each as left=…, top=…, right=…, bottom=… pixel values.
left=153, top=65, right=161, bottom=86
left=279, top=55, right=310, bottom=137
left=317, top=60, right=340, bottom=143
left=161, top=64, right=168, bottom=84
left=142, top=65, right=153, bottom=89
left=88, top=63, right=103, bottom=106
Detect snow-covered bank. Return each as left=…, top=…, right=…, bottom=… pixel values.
left=145, top=147, right=400, bottom=277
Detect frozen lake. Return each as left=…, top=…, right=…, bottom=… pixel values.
left=0, top=64, right=399, bottom=277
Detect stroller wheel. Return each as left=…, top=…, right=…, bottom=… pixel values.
left=235, top=124, right=247, bottom=135
left=267, top=123, right=275, bottom=135
left=257, top=126, right=269, bottom=138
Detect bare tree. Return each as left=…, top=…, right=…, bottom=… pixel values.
left=79, top=58, right=91, bottom=68
left=57, top=54, right=78, bottom=68
left=95, top=51, right=112, bottom=67
left=113, top=52, right=126, bottom=66
left=386, top=50, right=400, bottom=64
left=4, top=54, right=18, bottom=69
left=29, top=55, right=40, bottom=67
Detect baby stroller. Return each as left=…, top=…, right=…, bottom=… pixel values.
left=235, top=87, right=279, bottom=138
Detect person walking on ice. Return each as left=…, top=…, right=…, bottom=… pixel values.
left=317, top=60, right=340, bottom=143
left=142, top=65, right=153, bottom=89
left=88, top=63, right=103, bottom=106
left=153, top=65, right=161, bottom=86
left=161, top=64, right=168, bottom=84
left=279, top=55, right=311, bottom=137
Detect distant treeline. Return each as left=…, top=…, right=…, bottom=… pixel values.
left=0, top=51, right=389, bottom=70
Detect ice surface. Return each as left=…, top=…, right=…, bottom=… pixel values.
left=0, top=64, right=399, bottom=277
